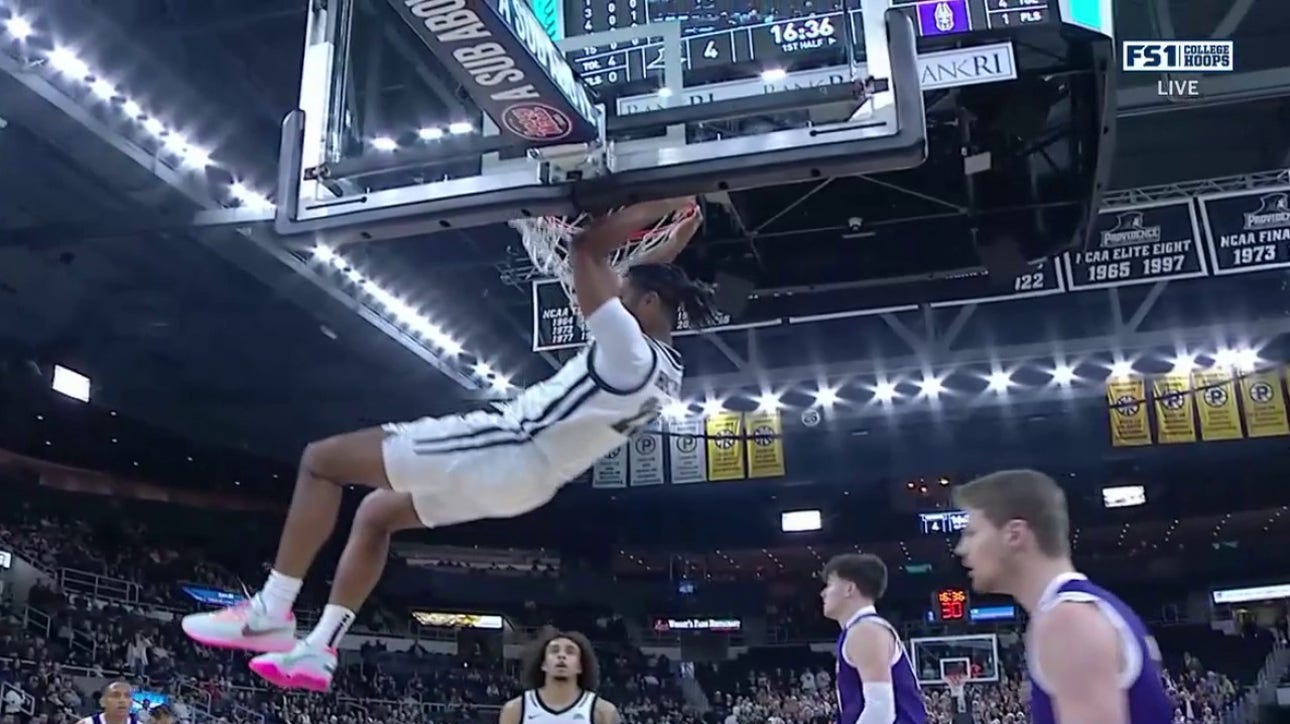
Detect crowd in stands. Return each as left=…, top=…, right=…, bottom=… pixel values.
left=0, top=477, right=1277, bottom=724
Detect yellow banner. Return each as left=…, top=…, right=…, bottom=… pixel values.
left=1106, top=378, right=1151, bottom=447
left=1238, top=370, right=1289, bottom=438
left=1192, top=370, right=1243, bottom=441
left=745, top=411, right=786, bottom=478
left=1152, top=374, right=1196, bottom=444
left=704, top=411, right=746, bottom=481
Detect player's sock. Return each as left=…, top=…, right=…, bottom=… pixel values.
left=259, top=569, right=303, bottom=619
left=304, top=604, right=356, bottom=650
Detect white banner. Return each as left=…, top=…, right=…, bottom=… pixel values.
left=667, top=417, right=707, bottom=484
left=628, top=421, right=665, bottom=486
left=592, top=444, right=628, bottom=488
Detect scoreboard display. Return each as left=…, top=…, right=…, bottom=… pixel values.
left=566, top=0, right=1053, bottom=90
left=933, top=587, right=970, bottom=622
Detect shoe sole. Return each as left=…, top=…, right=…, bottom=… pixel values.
left=182, top=620, right=296, bottom=654
left=248, top=658, right=332, bottom=692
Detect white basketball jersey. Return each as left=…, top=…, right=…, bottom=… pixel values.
left=521, top=690, right=598, bottom=724
left=509, top=337, right=683, bottom=483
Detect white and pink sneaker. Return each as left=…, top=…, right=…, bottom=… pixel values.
left=181, top=594, right=296, bottom=654
left=249, top=640, right=337, bottom=692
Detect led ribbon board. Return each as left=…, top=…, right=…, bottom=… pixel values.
left=389, top=0, right=600, bottom=147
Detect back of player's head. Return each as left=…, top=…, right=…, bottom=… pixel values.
left=953, top=469, right=1070, bottom=557
left=624, top=263, right=722, bottom=330
left=520, top=629, right=600, bottom=691
left=821, top=553, right=888, bottom=600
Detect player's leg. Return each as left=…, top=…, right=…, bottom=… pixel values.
left=181, top=427, right=392, bottom=653
left=248, top=490, right=423, bottom=691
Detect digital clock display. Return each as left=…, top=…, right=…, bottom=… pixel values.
left=934, top=587, right=969, bottom=621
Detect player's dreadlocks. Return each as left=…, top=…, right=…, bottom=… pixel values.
left=625, top=263, right=724, bottom=329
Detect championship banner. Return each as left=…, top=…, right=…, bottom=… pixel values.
left=1152, top=374, right=1197, bottom=444
left=1191, top=370, right=1244, bottom=441
left=1064, top=202, right=1207, bottom=290
left=704, top=411, right=746, bottom=481
left=1238, top=370, right=1290, bottom=438
left=1106, top=377, right=1151, bottom=447
left=1198, top=187, right=1290, bottom=275
left=627, top=420, right=666, bottom=486
left=531, top=279, right=775, bottom=351
left=744, top=410, right=786, bottom=478
left=592, top=444, right=628, bottom=488
left=667, top=417, right=707, bottom=484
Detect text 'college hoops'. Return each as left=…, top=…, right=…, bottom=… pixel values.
left=1121, top=41, right=1234, bottom=72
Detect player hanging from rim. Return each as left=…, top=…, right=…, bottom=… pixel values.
left=500, top=629, right=620, bottom=724
left=953, top=469, right=1171, bottom=724
left=74, top=680, right=138, bottom=724
left=820, top=553, right=927, bottom=724
left=181, top=197, right=720, bottom=691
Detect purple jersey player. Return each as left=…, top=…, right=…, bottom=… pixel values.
left=820, top=553, right=927, bottom=724
left=953, top=470, right=1172, bottom=724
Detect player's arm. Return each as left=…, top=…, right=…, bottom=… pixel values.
left=594, top=698, right=622, bottom=724
left=1034, top=602, right=1129, bottom=724
left=633, top=205, right=702, bottom=266
left=498, top=697, right=523, bottom=724
left=570, top=198, right=694, bottom=318
left=843, top=623, right=897, bottom=724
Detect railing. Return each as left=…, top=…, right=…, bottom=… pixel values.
left=21, top=606, right=51, bottom=638
left=60, top=567, right=140, bottom=604
left=0, top=683, right=34, bottom=715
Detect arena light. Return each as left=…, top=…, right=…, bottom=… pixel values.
left=1108, top=359, right=1134, bottom=379
left=700, top=398, right=725, bottom=416
left=1171, top=353, right=1197, bottom=373
left=986, top=370, right=1013, bottom=393
left=1050, top=364, right=1076, bottom=386
left=47, top=47, right=91, bottom=79
left=230, top=182, right=272, bottom=210
left=448, top=121, right=474, bottom=135
left=760, top=68, right=787, bottom=82
left=812, top=386, right=840, bottom=408
left=4, top=15, right=33, bottom=40
left=1214, top=347, right=1259, bottom=371
left=52, top=364, right=91, bottom=403
left=871, top=380, right=898, bottom=403
left=371, top=136, right=399, bottom=151
left=418, top=127, right=445, bottom=140
left=918, top=374, right=944, bottom=399
left=781, top=509, right=822, bottom=533
left=755, top=391, right=782, bottom=412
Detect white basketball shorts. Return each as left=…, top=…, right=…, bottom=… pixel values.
left=380, top=410, right=561, bottom=528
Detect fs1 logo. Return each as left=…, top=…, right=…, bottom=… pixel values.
left=1122, top=41, right=1234, bottom=72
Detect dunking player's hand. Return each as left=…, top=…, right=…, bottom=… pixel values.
left=569, top=197, right=697, bottom=320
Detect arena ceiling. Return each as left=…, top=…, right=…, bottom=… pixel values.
left=1, top=0, right=1290, bottom=460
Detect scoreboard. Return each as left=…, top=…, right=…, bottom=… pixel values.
left=566, top=0, right=1053, bottom=90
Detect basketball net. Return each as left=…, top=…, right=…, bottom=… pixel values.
left=946, top=673, right=967, bottom=711
left=509, top=204, right=699, bottom=303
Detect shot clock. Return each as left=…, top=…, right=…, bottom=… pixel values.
left=933, top=587, right=970, bottom=622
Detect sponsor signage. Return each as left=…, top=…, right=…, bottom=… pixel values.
left=969, top=604, right=1016, bottom=622
left=1199, top=188, right=1290, bottom=274
left=388, top=0, right=599, bottom=146
left=411, top=611, right=507, bottom=629
left=1065, top=201, right=1207, bottom=290
left=653, top=617, right=742, bottom=632
left=1211, top=583, right=1290, bottom=605
left=616, top=42, right=1018, bottom=115
left=181, top=586, right=244, bottom=607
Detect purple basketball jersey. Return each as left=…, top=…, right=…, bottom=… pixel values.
left=834, top=607, right=927, bottom=724
left=1027, top=573, right=1171, bottom=724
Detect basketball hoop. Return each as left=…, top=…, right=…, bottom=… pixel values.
left=945, top=672, right=967, bottom=703
left=509, top=203, right=698, bottom=301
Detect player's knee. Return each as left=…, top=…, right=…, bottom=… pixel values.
left=353, top=490, right=420, bottom=534
left=299, top=437, right=339, bottom=478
